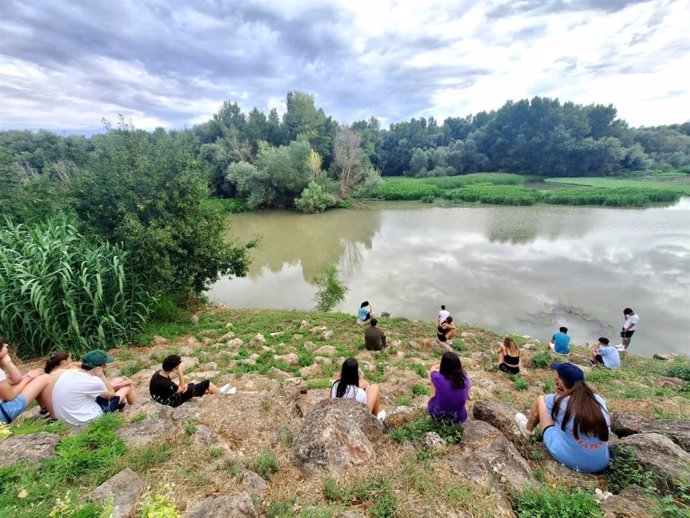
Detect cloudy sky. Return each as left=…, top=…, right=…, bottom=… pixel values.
left=1, top=0, right=688, bottom=132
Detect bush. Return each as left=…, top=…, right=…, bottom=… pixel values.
left=448, top=185, right=538, bottom=205
left=530, top=351, right=552, bottom=369
left=515, top=486, right=603, bottom=518
left=607, top=445, right=655, bottom=493
left=666, top=364, right=690, bottom=382
left=514, top=377, right=529, bottom=391
left=252, top=452, right=279, bottom=480
left=389, top=415, right=462, bottom=444
left=370, top=179, right=442, bottom=200
left=295, top=181, right=338, bottom=213
left=541, top=187, right=680, bottom=207
left=313, top=263, right=347, bottom=312
left=0, top=218, right=151, bottom=357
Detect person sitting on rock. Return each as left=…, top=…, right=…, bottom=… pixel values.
left=515, top=361, right=610, bottom=473
left=331, top=358, right=386, bottom=422
left=427, top=351, right=471, bottom=423
left=358, top=301, right=374, bottom=323
left=364, top=319, right=387, bottom=351
left=498, top=337, right=520, bottom=375
left=549, top=326, right=571, bottom=355
left=41, top=351, right=82, bottom=415
left=150, top=354, right=231, bottom=407
left=590, top=338, right=620, bottom=369
left=51, top=349, right=137, bottom=425
left=436, top=316, right=457, bottom=346
left=1, top=337, right=55, bottom=423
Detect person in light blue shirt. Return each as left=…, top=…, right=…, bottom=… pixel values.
left=550, top=327, right=571, bottom=355
left=357, top=301, right=373, bottom=322
left=591, top=337, right=620, bottom=369
left=515, top=362, right=610, bottom=473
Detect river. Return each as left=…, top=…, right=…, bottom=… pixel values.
left=209, top=199, right=690, bottom=357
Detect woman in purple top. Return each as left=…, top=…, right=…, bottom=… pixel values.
left=427, top=351, right=471, bottom=423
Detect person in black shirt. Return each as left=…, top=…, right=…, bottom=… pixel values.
left=149, top=355, right=223, bottom=407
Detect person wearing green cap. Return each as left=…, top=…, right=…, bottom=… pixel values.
left=51, top=349, right=137, bottom=425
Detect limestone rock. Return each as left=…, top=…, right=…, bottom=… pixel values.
left=227, top=338, right=244, bottom=348
left=314, top=345, right=338, bottom=356
left=274, top=352, right=299, bottom=365
left=242, top=470, right=268, bottom=495
left=653, top=353, right=676, bottom=361
left=615, top=432, right=690, bottom=490
left=90, top=468, right=145, bottom=518
left=252, top=333, right=266, bottom=344
left=186, top=493, right=258, bottom=518
left=449, top=420, right=535, bottom=495
left=414, top=431, right=446, bottom=450
left=656, top=376, right=686, bottom=391
left=292, top=398, right=383, bottom=475
left=611, top=413, right=690, bottom=452
left=0, top=432, right=60, bottom=467
left=269, top=367, right=292, bottom=380
left=171, top=401, right=201, bottom=421
left=185, top=336, right=201, bottom=348
left=151, top=335, right=168, bottom=345
left=303, top=341, right=317, bottom=350
left=313, top=356, right=332, bottom=364
left=117, top=416, right=172, bottom=448
left=283, top=377, right=308, bottom=400
left=270, top=331, right=284, bottom=337
left=299, top=364, right=321, bottom=378
left=386, top=406, right=422, bottom=428
left=601, top=485, right=654, bottom=518
left=300, top=320, right=311, bottom=329
left=460, top=332, right=476, bottom=339
left=472, top=400, right=522, bottom=438
left=179, top=356, right=198, bottom=371
left=220, top=331, right=236, bottom=340
left=292, top=334, right=304, bottom=340
left=322, top=330, right=333, bottom=340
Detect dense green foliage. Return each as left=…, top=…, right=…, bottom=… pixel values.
left=515, top=486, right=603, bottom=518
left=448, top=185, right=539, bottom=205
left=0, top=219, right=150, bottom=357
left=295, top=181, right=338, bottom=213
left=370, top=179, right=442, bottom=200
left=419, top=172, right=526, bottom=187
left=71, top=123, right=250, bottom=293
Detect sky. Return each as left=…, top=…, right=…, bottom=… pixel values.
left=1, top=0, right=689, bottom=133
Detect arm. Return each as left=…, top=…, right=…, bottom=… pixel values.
left=94, top=368, right=118, bottom=399
left=176, top=366, right=187, bottom=393
left=0, top=375, right=32, bottom=400
left=497, top=345, right=505, bottom=364
left=429, top=370, right=438, bottom=398
left=0, top=355, right=24, bottom=384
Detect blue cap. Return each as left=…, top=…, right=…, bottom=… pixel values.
left=550, top=361, right=584, bottom=388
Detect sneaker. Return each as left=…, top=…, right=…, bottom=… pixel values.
left=377, top=410, right=387, bottom=423
left=515, top=412, right=532, bottom=438
left=447, top=340, right=454, bottom=346
left=220, top=384, right=237, bottom=395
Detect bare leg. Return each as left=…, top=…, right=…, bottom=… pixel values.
left=365, top=384, right=381, bottom=415
left=207, top=382, right=219, bottom=395
left=115, top=385, right=137, bottom=406
left=446, top=329, right=457, bottom=341
left=22, top=374, right=54, bottom=416
left=530, top=395, right=555, bottom=432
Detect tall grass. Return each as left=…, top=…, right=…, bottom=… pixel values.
left=540, top=187, right=680, bottom=206
left=420, top=173, right=526, bottom=188
left=370, top=179, right=442, bottom=200
left=0, top=218, right=152, bottom=358
left=447, top=185, right=539, bottom=205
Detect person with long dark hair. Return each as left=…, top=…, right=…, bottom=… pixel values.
left=331, top=358, right=385, bottom=422
left=498, top=337, right=520, bottom=374
left=427, top=351, right=471, bottom=423
left=436, top=316, right=457, bottom=346
left=515, top=362, right=610, bottom=473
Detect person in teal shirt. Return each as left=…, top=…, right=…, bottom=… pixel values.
left=550, top=327, right=571, bottom=355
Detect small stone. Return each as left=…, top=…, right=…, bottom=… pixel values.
left=185, top=337, right=201, bottom=348
left=314, top=345, right=338, bottom=356
left=270, top=331, right=284, bottom=337
left=225, top=322, right=233, bottom=327
left=186, top=493, right=258, bottom=518
left=227, top=338, right=244, bottom=348
left=221, top=331, right=236, bottom=340
left=292, top=334, right=303, bottom=340
left=179, top=356, right=199, bottom=370
left=653, top=353, right=675, bottom=361
left=274, top=353, right=299, bottom=365
left=391, top=340, right=402, bottom=348
left=313, top=356, right=332, bottom=364
left=414, top=431, right=446, bottom=450
left=90, top=468, right=145, bottom=518
left=253, top=333, right=266, bottom=344
left=460, top=332, right=476, bottom=339
left=300, top=320, right=311, bottom=329
left=242, top=471, right=268, bottom=495
left=299, top=364, right=321, bottom=378
left=304, top=341, right=317, bottom=350
left=322, top=330, right=334, bottom=340
left=380, top=311, right=391, bottom=318
left=151, top=335, right=168, bottom=346
left=283, top=377, right=308, bottom=400
left=269, top=367, right=292, bottom=380
left=191, top=315, right=200, bottom=325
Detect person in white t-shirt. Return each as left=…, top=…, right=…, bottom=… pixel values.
left=438, top=305, right=450, bottom=324
left=619, top=308, right=639, bottom=350
left=52, top=349, right=137, bottom=426
left=0, top=337, right=54, bottom=424
left=331, top=358, right=386, bottom=422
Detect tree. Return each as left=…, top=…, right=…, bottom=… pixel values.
left=313, top=263, right=347, bottom=312
left=72, top=121, right=251, bottom=293
left=295, top=181, right=337, bottom=214
left=333, top=126, right=365, bottom=197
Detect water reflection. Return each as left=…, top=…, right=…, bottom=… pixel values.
left=211, top=200, right=690, bottom=356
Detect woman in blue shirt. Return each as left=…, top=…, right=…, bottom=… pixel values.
left=516, top=361, right=610, bottom=473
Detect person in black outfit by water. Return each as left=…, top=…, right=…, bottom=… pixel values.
left=150, top=355, right=231, bottom=407
left=498, top=337, right=520, bottom=374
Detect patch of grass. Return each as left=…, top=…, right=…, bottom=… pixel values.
left=666, top=364, right=690, bottom=382
left=323, top=477, right=341, bottom=501
left=515, top=486, right=604, bottom=518
left=351, top=477, right=398, bottom=518
left=421, top=172, right=526, bottom=188
left=121, top=443, right=172, bottom=472
left=513, top=376, right=529, bottom=391
left=448, top=185, right=539, bottom=205
left=389, top=415, right=462, bottom=444
left=607, top=445, right=655, bottom=493
left=307, top=379, right=332, bottom=390
left=203, top=197, right=249, bottom=214
left=409, top=363, right=428, bottom=378
left=395, top=395, right=411, bottom=406
left=266, top=500, right=293, bottom=518
left=184, top=420, right=197, bottom=436
left=369, top=363, right=386, bottom=383
left=530, top=351, right=551, bottom=369
left=120, top=363, right=144, bottom=377
left=252, top=452, right=279, bottom=480
left=411, top=384, right=430, bottom=397
left=130, top=412, right=147, bottom=424
left=9, top=417, right=68, bottom=436
left=544, top=175, right=690, bottom=196
left=370, top=178, right=442, bottom=200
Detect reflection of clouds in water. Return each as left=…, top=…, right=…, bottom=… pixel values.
left=215, top=203, right=690, bottom=356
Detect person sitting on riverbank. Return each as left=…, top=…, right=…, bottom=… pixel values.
left=549, top=327, right=571, bottom=355
left=358, top=301, right=374, bottom=323
left=150, top=354, right=230, bottom=407
left=515, top=362, right=610, bottom=473
left=438, top=305, right=450, bottom=324
left=437, top=316, right=457, bottom=346
left=331, top=358, right=385, bottom=422
left=427, top=351, right=471, bottom=423
left=498, top=337, right=520, bottom=375
left=590, top=338, right=620, bottom=369
left=618, top=308, right=639, bottom=351
left=364, top=319, right=387, bottom=351
left=52, top=349, right=137, bottom=425
left=1, top=337, right=55, bottom=423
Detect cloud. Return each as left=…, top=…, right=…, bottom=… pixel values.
left=0, top=0, right=688, bottom=131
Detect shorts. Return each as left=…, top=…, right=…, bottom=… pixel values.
left=437, top=332, right=447, bottom=342
left=168, top=380, right=211, bottom=407
left=594, top=354, right=604, bottom=365
left=499, top=363, right=520, bottom=375
left=620, top=330, right=635, bottom=342
left=0, top=395, right=28, bottom=424
left=96, top=395, right=122, bottom=413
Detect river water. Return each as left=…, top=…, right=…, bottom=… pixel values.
left=209, top=199, right=690, bottom=357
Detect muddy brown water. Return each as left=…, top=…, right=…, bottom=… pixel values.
left=209, top=199, right=690, bottom=357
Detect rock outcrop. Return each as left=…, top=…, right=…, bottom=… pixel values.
left=185, top=493, right=258, bottom=518
left=0, top=432, right=60, bottom=467
left=611, top=413, right=690, bottom=451
left=291, top=398, right=383, bottom=475
left=472, top=399, right=522, bottom=438
left=89, top=468, right=145, bottom=518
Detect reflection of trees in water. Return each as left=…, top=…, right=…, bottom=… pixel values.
left=484, top=207, right=596, bottom=244
left=235, top=210, right=380, bottom=283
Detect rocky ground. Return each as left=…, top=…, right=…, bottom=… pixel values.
left=1, top=307, right=689, bottom=518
